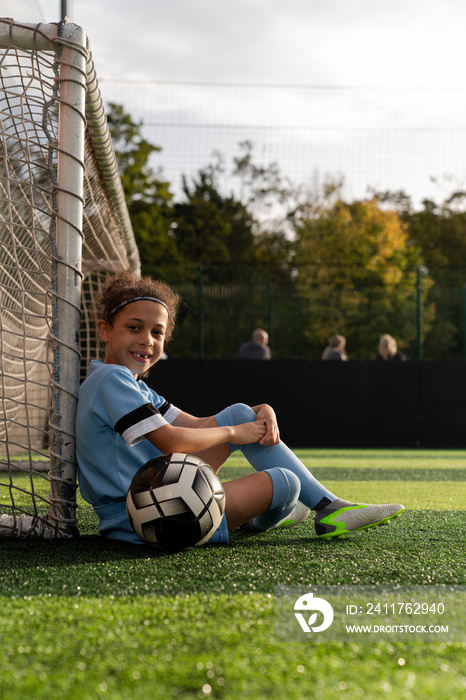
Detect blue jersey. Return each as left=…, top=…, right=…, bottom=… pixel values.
left=76, top=360, right=180, bottom=542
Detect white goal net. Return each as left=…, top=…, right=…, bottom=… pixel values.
left=0, top=20, right=140, bottom=538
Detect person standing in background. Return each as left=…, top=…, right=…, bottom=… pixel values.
left=377, top=334, right=406, bottom=361
left=238, top=328, right=271, bottom=360
left=322, top=334, right=348, bottom=361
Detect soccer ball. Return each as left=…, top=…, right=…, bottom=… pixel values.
left=126, top=453, right=226, bottom=552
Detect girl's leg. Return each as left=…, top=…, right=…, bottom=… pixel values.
left=193, top=417, right=301, bottom=532
left=223, top=472, right=272, bottom=530
left=251, top=466, right=301, bottom=531
left=213, top=403, right=405, bottom=540
left=215, top=403, right=337, bottom=510
left=223, top=467, right=300, bottom=531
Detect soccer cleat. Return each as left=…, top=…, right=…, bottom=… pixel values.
left=271, top=501, right=311, bottom=529
left=315, top=498, right=404, bottom=539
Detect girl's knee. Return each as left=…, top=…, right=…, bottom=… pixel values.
left=228, top=402, right=256, bottom=424
left=279, top=468, right=301, bottom=502
left=266, top=467, right=301, bottom=506
left=252, top=467, right=301, bottom=531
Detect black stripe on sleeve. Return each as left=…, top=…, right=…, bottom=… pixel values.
left=114, top=403, right=160, bottom=436
left=158, top=400, right=171, bottom=416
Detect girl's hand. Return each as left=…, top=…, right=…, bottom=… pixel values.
left=254, top=404, right=280, bottom=446
left=229, top=421, right=267, bottom=445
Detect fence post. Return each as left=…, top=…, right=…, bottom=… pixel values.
left=198, top=262, right=204, bottom=358
left=416, top=265, right=428, bottom=360
left=463, top=286, right=466, bottom=359
left=268, top=283, right=274, bottom=351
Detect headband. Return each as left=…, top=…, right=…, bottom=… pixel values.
left=105, top=296, right=169, bottom=322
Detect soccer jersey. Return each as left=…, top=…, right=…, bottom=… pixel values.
left=76, top=360, right=181, bottom=542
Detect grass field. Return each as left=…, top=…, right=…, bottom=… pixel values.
left=1, top=448, right=465, bottom=699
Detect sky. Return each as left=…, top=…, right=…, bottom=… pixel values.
left=14, top=0, right=463, bottom=88
left=3, top=0, right=466, bottom=204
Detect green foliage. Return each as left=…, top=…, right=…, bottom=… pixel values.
left=106, top=103, right=180, bottom=274
left=292, top=191, right=433, bottom=358
left=106, top=103, right=161, bottom=204
left=171, top=143, right=295, bottom=285
left=107, top=112, right=295, bottom=287
left=173, top=171, right=258, bottom=284
left=407, top=197, right=466, bottom=357
left=404, top=196, right=466, bottom=283
left=375, top=188, right=466, bottom=358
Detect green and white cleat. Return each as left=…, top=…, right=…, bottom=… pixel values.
left=272, top=501, right=311, bottom=529
left=315, top=498, right=404, bottom=539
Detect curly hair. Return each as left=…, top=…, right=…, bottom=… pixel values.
left=93, top=270, right=181, bottom=342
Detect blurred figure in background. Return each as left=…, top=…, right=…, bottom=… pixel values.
left=322, top=334, right=348, bottom=361
left=377, top=333, right=406, bottom=361
left=238, top=328, right=271, bottom=360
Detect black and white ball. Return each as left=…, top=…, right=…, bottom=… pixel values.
left=126, top=453, right=226, bottom=552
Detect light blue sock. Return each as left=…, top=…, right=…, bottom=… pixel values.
left=215, top=403, right=337, bottom=510
left=253, top=467, right=300, bottom=531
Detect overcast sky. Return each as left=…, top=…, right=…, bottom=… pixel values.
left=3, top=0, right=466, bottom=204
left=7, top=0, right=466, bottom=88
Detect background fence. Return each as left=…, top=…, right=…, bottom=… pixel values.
left=162, top=267, right=466, bottom=360
left=147, top=358, right=466, bottom=448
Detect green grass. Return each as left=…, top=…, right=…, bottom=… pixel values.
left=1, top=449, right=465, bottom=699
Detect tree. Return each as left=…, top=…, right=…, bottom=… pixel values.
left=232, top=141, right=297, bottom=285
left=172, top=170, right=257, bottom=283
left=172, top=144, right=296, bottom=285
left=106, top=103, right=181, bottom=277
left=292, top=189, right=433, bottom=358
left=374, top=188, right=466, bottom=358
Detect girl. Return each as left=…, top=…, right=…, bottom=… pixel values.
left=76, top=271, right=404, bottom=546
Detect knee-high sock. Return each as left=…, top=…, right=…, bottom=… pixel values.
left=215, top=403, right=337, bottom=510
left=253, top=467, right=300, bottom=531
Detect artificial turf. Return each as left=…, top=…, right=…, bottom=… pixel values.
left=0, top=449, right=465, bottom=699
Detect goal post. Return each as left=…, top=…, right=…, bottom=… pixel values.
left=0, top=19, right=140, bottom=538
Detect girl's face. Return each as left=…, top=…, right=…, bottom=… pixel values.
left=98, top=300, right=168, bottom=377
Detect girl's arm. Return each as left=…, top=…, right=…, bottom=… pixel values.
left=170, top=411, right=213, bottom=429
left=170, top=405, right=281, bottom=448
left=144, top=413, right=266, bottom=455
